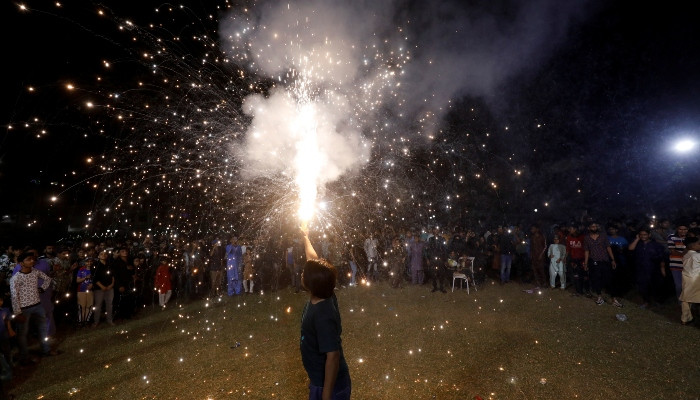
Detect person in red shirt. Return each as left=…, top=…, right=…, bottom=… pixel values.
left=155, top=258, right=173, bottom=308
left=566, top=225, right=588, bottom=296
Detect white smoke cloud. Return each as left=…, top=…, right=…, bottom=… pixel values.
left=220, top=0, right=593, bottom=191
left=237, top=88, right=368, bottom=186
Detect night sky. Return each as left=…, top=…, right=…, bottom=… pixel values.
left=1, top=0, right=699, bottom=243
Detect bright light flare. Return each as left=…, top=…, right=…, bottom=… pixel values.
left=294, top=103, right=321, bottom=223
left=673, top=138, right=697, bottom=153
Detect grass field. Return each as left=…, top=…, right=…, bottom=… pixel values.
left=7, top=279, right=700, bottom=399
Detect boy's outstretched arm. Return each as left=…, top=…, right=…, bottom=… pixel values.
left=300, top=223, right=319, bottom=260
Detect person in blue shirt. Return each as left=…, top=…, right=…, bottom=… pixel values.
left=607, top=224, right=630, bottom=302
left=629, top=228, right=666, bottom=308
left=225, top=236, right=243, bottom=296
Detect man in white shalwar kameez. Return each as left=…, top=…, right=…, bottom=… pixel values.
left=680, top=237, right=700, bottom=325
left=548, top=236, right=567, bottom=289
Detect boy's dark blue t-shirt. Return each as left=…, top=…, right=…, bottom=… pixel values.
left=300, top=294, right=350, bottom=388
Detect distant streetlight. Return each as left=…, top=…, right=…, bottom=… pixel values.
left=673, top=138, right=697, bottom=153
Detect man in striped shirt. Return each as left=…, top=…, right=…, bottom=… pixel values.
left=668, top=222, right=689, bottom=300
left=10, top=252, right=56, bottom=364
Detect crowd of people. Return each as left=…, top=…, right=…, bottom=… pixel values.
left=0, top=214, right=698, bottom=397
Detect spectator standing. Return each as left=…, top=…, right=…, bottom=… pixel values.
left=14, top=248, right=56, bottom=337
left=529, top=225, right=547, bottom=288
left=225, top=236, right=243, bottom=296
left=50, top=248, right=74, bottom=326
left=347, top=245, right=359, bottom=287
left=242, top=251, right=255, bottom=294
left=132, top=255, right=147, bottom=309
left=10, top=252, right=56, bottom=363
left=628, top=228, right=666, bottom=308
left=386, top=237, right=406, bottom=289
left=155, top=258, right=173, bottom=307
left=448, top=231, right=467, bottom=260
left=607, top=224, right=630, bottom=296
left=427, top=227, right=448, bottom=293
left=267, top=238, right=283, bottom=292
left=566, top=225, right=588, bottom=296
left=113, top=247, right=135, bottom=320
left=680, top=237, right=700, bottom=325
left=548, top=236, right=567, bottom=289
left=363, top=232, right=379, bottom=282
left=668, top=222, right=689, bottom=300
left=498, top=227, right=516, bottom=284
left=409, top=234, right=426, bottom=285
left=513, top=226, right=529, bottom=282
left=329, top=236, right=346, bottom=288
left=209, top=239, right=225, bottom=297
left=285, top=238, right=305, bottom=293
left=650, top=219, right=673, bottom=245
left=92, top=250, right=115, bottom=327
left=583, top=222, right=622, bottom=307
left=76, top=258, right=94, bottom=326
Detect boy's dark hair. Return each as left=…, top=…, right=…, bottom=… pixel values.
left=675, top=220, right=689, bottom=228
left=17, top=252, right=35, bottom=262
left=684, top=236, right=699, bottom=246
left=302, top=259, right=337, bottom=299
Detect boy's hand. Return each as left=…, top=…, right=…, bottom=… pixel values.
left=300, top=223, right=309, bottom=238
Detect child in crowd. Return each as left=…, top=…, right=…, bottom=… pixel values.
left=680, top=237, right=700, bottom=325
left=299, top=224, right=351, bottom=400
left=76, top=258, right=94, bottom=326
left=548, top=236, right=567, bottom=289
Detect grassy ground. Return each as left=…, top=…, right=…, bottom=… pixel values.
left=6, top=279, right=700, bottom=400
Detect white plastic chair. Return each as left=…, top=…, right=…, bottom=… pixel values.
left=452, top=256, right=477, bottom=293
left=452, top=271, right=469, bottom=293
